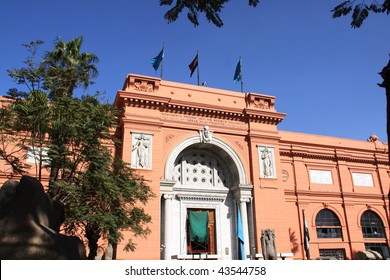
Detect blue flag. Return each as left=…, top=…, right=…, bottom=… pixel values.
left=237, top=207, right=245, bottom=260
left=150, top=48, right=164, bottom=71
left=233, top=59, right=242, bottom=84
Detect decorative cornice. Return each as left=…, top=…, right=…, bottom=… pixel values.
left=280, top=149, right=386, bottom=166
left=176, top=193, right=226, bottom=202
left=284, top=189, right=342, bottom=199
left=165, top=102, right=245, bottom=122
left=244, top=108, right=285, bottom=125
left=284, top=189, right=386, bottom=201
left=117, top=92, right=171, bottom=109
left=116, top=78, right=286, bottom=126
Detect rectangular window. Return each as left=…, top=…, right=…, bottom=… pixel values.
left=316, top=227, right=342, bottom=238
left=309, top=170, right=333, bottom=184
left=319, top=249, right=345, bottom=260
left=352, top=173, right=374, bottom=187
left=187, top=209, right=216, bottom=255
left=26, top=146, right=50, bottom=164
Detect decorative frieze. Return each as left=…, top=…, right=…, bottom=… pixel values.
left=134, top=79, right=155, bottom=92
left=246, top=93, right=274, bottom=110
left=123, top=74, right=160, bottom=92
left=176, top=193, right=226, bottom=202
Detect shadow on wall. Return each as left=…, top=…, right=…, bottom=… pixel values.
left=0, top=176, right=86, bottom=260
left=289, top=228, right=300, bottom=254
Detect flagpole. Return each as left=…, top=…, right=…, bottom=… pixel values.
left=197, top=50, right=200, bottom=86
left=302, top=209, right=311, bottom=260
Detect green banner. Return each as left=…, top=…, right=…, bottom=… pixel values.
left=189, top=211, right=209, bottom=243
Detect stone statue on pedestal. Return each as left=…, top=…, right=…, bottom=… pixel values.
left=261, top=229, right=277, bottom=260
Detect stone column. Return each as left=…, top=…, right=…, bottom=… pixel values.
left=163, top=193, right=174, bottom=260
left=239, top=198, right=251, bottom=259
left=232, top=184, right=253, bottom=260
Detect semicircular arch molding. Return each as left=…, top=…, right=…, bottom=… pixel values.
left=165, top=135, right=247, bottom=186
left=312, top=205, right=346, bottom=227
left=356, top=207, right=389, bottom=229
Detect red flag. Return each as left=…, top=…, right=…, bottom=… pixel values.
left=188, top=54, right=199, bottom=77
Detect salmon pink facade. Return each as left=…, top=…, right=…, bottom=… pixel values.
left=1, top=73, right=389, bottom=260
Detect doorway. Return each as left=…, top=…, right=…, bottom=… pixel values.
left=187, top=208, right=216, bottom=254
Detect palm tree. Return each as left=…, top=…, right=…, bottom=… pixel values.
left=42, top=36, right=99, bottom=99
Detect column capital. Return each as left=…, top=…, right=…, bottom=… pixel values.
left=239, top=197, right=251, bottom=203
left=160, top=179, right=176, bottom=193
left=163, top=193, right=175, bottom=200
left=232, top=184, right=253, bottom=202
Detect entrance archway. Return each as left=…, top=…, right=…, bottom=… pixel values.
left=161, top=135, right=253, bottom=260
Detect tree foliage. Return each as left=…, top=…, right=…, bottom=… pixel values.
left=0, top=96, right=30, bottom=175
left=160, top=0, right=259, bottom=27
left=2, top=37, right=155, bottom=259
left=42, top=36, right=99, bottom=100
left=331, top=0, right=390, bottom=28
left=160, top=0, right=389, bottom=28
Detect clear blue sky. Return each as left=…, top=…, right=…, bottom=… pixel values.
left=1, top=0, right=389, bottom=141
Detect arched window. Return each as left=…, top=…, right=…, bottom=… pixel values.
left=315, top=209, right=342, bottom=238
left=172, top=150, right=230, bottom=188
left=361, top=210, right=389, bottom=259
left=360, top=210, right=385, bottom=238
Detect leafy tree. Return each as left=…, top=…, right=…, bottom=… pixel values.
left=46, top=94, right=154, bottom=259
left=331, top=0, right=390, bottom=28
left=0, top=95, right=29, bottom=175
left=1, top=40, right=47, bottom=177
left=160, top=0, right=259, bottom=27
left=3, top=37, right=155, bottom=259
left=160, top=0, right=389, bottom=28
left=12, top=90, right=50, bottom=181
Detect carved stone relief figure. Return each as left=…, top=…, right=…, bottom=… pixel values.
left=131, top=133, right=152, bottom=169
left=261, top=229, right=277, bottom=260
left=253, top=98, right=270, bottom=109
left=133, top=80, right=154, bottom=92
left=261, top=148, right=273, bottom=177
left=258, top=146, right=276, bottom=179
left=199, top=126, right=213, bottom=143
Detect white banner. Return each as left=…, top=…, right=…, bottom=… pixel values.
left=1, top=260, right=388, bottom=280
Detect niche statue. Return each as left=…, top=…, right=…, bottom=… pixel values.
left=261, top=229, right=277, bottom=260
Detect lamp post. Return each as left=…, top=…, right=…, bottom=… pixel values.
left=378, top=55, right=390, bottom=165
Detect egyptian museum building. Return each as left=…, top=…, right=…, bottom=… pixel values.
left=2, top=73, right=390, bottom=260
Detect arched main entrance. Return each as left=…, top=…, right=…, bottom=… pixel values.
left=160, top=134, right=253, bottom=260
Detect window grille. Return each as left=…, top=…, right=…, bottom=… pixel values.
left=315, top=209, right=342, bottom=238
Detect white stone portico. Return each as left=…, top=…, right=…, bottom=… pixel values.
left=160, top=134, right=253, bottom=260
